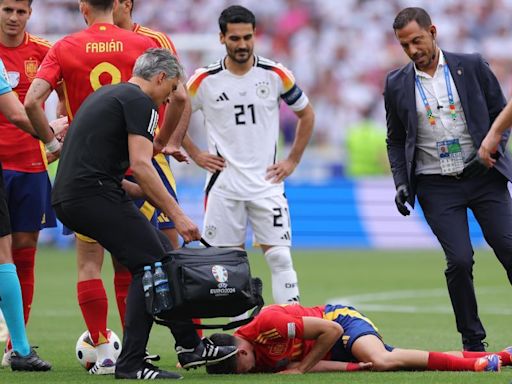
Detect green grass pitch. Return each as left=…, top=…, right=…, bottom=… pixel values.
left=0, top=246, right=511, bottom=383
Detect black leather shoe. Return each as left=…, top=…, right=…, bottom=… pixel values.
left=176, top=337, right=237, bottom=370
left=10, top=347, right=51, bottom=372
left=463, top=341, right=488, bottom=352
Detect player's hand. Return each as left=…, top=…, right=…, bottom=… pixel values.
left=394, top=184, right=410, bottom=216
left=266, top=159, right=297, bottom=184
left=478, top=132, right=501, bottom=168
left=161, top=145, right=189, bottom=163
left=174, top=215, right=201, bottom=244
left=50, top=116, right=69, bottom=142
left=45, top=150, right=59, bottom=164
left=193, top=152, right=225, bottom=172
left=349, top=362, right=373, bottom=371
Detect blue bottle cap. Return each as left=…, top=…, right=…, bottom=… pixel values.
left=155, top=261, right=162, bottom=267
left=144, top=265, right=151, bottom=271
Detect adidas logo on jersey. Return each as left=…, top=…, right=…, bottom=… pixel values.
left=216, top=92, right=229, bottom=102
left=280, top=231, right=291, bottom=240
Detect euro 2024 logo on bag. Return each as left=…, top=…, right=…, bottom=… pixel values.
left=210, top=265, right=235, bottom=296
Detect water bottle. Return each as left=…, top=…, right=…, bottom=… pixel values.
left=142, top=265, right=154, bottom=314
left=153, top=261, right=172, bottom=312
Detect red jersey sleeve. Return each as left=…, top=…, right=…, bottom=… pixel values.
left=36, top=41, right=62, bottom=89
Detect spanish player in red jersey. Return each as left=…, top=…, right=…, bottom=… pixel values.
left=0, top=0, right=67, bottom=367
left=207, top=303, right=508, bottom=374
left=23, top=0, right=189, bottom=376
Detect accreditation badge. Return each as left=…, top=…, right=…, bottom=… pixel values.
left=437, top=139, right=464, bottom=175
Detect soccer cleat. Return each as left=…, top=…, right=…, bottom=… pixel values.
left=1, top=347, right=12, bottom=368
left=474, top=354, right=501, bottom=372
left=115, top=362, right=182, bottom=380
left=10, top=347, right=51, bottom=372
left=501, top=346, right=512, bottom=365
left=89, top=358, right=115, bottom=375
left=176, top=337, right=237, bottom=370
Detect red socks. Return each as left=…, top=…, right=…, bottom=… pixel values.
left=77, top=279, right=109, bottom=345
left=427, top=352, right=478, bottom=371
left=12, top=247, right=35, bottom=324
left=113, top=271, right=132, bottom=330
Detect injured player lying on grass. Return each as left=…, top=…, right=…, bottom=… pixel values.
left=204, top=303, right=507, bottom=374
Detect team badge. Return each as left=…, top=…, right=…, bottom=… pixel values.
left=269, top=344, right=287, bottom=356
left=255, top=81, right=270, bottom=99
left=24, top=59, right=39, bottom=80
left=204, top=225, right=217, bottom=239
left=211, top=265, right=228, bottom=283
left=7, top=72, right=20, bottom=88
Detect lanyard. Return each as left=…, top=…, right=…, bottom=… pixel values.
left=415, top=64, right=458, bottom=127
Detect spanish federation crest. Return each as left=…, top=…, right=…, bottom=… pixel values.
left=7, top=72, right=20, bottom=88
left=211, top=265, right=228, bottom=283
left=24, top=59, right=38, bottom=80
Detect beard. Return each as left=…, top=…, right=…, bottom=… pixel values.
left=228, top=48, right=252, bottom=64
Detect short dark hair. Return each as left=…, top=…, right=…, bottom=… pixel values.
left=393, top=7, right=432, bottom=31
left=80, top=0, right=114, bottom=12
left=218, top=5, right=256, bottom=34
left=0, top=0, right=33, bottom=6
left=205, top=334, right=238, bottom=374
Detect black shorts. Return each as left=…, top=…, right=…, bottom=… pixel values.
left=53, top=190, right=172, bottom=274
left=0, top=163, right=11, bottom=237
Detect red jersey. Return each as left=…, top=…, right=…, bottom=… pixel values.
left=235, top=304, right=326, bottom=372
left=36, top=23, right=157, bottom=120
left=0, top=33, right=51, bottom=172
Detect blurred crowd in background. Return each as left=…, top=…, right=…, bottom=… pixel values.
left=28, top=0, right=512, bottom=179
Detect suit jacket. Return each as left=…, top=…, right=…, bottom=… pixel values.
left=384, top=50, right=512, bottom=206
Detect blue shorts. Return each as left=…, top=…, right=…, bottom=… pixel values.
left=3, top=169, right=56, bottom=232
left=152, top=155, right=178, bottom=231
left=324, top=304, right=394, bottom=362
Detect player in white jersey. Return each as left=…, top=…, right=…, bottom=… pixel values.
left=184, top=5, right=315, bottom=305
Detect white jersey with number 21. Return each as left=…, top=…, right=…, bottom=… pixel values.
left=187, top=55, right=309, bottom=200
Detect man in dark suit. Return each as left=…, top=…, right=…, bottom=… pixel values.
left=384, top=7, right=512, bottom=352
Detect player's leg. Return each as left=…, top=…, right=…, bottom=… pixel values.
left=3, top=171, right=56, bottom=342
left=250, top=195, right=299, bottom=304
left=0, top=166, right=50, bottom=371
left=416, top=176, right=485, bottom=351
left=75, top=236, right=114, bottom=373
left=202, top=193, right=246, bottom=248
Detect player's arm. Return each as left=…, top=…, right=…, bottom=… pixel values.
left=128, top=134, right=200, bottom=243
left=278, top=317, right=342, bottom=374
left=0, top=90, right=38, bottom=136
left=182, top=134, right=225, bottom=172
left=154, top=81, right=187, bottom=153
left=266, top=102, right=315, bottom=183
left=285, top=360, right=372, bottom=373
left=24, top=78, right=61, bottom=153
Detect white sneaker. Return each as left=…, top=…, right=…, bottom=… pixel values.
left=1, top=348, right=12, bottom=368
left=88, top=358, right=115, bottom=375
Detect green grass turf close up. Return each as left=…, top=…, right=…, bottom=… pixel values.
left=0, top=246, right=510, bottom=383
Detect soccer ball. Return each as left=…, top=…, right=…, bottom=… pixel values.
left=75, top=329, right=122, bottom=370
